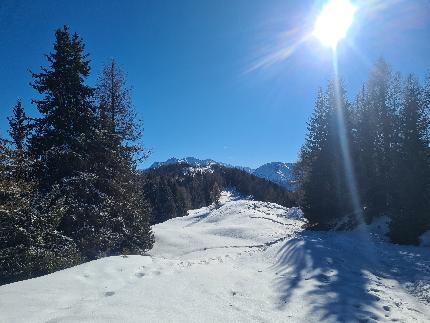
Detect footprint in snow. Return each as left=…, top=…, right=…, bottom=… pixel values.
left=135, top=272, right=145, bottom=278
left=104, top=291, right=115, bottom=297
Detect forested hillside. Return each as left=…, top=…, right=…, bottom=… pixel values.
left=140, top=163, right=295, bottom=224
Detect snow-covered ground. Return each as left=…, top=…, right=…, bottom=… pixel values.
left=1, top=191, right=430, bottom=322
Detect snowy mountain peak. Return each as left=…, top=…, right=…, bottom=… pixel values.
left=150, top=157, right=219, bottom=169
left=253, top=162, right=296, bottom=189
left=149, top=157, right=296, bottom=190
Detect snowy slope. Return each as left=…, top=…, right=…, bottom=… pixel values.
left=1, top=192, right=430, bottom=323
left=253, top=162, right=296, bottom=189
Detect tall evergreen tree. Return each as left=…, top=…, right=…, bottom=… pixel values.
left=8, top=99, right=28, bottom=152
left=355, top=59, right=399, bottom=221
left=94, top=59, right=153, bottom=255
left=7, top=99, right=31, bottom=182
left=298, top=88, right=329, bottom=226
left=299, top=80, right=356, bottom=229
left=30, top=26, right=96, bottom=189
left=389, top=75, right=430, bottom=244
left=29, top=26, right=109, bottom=259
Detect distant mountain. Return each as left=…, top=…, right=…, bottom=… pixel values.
left=253, top=162, right=296, bottom=190
left=149, top=157, right=296, bottom=190
left=150, top=157, right=219, bottom=169
left=141, top=163, right=294, bottom=224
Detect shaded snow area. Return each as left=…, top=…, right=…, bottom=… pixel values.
left=1, top=192, right=430, bottom=322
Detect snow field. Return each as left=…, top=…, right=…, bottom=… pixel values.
left=1, top=191, right=429, bottom=322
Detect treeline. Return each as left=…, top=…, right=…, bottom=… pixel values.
left=141, top=163, right=294, bottom=224
left=297, top=59, right=430, bottom=245
left=0, top=26, right=153, bottom=285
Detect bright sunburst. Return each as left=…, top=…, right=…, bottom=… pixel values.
left=313, top=0, right=356, bottom=49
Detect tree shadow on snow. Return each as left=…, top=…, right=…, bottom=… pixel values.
left=272, top=230, right=385, bottom=322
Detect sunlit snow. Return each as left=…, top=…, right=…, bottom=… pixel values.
left=1, top=192, right=429, bottom=322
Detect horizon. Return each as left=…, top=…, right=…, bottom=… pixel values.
left=1, top=0, right=430, bottom=169
left=146, top=156, right=296, bottom=170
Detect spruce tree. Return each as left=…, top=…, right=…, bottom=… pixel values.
left=355, top=59, right=399, bottom=221
left=30, top=26, right=96, bottom=188
left=94, top=59, right=153, bottom=255
left=298, top=88, right=330, bottom=226
left=389, top=75, right=430, bottom=244
left=210, top=182, right=221, bottom=207
left=1, top=102, right=80, bottom=285
left=29, top=26, right=105, bottom=259
left=300, top=80, right=356, bottom=229
left=8, top=100, right=28, bottom=152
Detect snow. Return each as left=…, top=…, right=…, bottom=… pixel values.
left=149, top=157, right=219, bottom=169
left=1, top=192, right=430, bottom=322
left=253, top=162, right=296, bottom=190
left=149, top=157, right=296, bottom=189
left=184, top=165, right=214, bottom=176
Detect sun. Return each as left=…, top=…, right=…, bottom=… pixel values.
left=313, top=0, right=356, bottom=49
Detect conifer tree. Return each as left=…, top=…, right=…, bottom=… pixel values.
left=7, top=99, right=31, bottom=182
left=300, top=80, right=356, bottom=229
left=298, top=88, right=329, bottom=226
left=389, top=75, right=430, bottom=244
left=8, top=99, right=28, bottom=152
left=94, top=59, right=153, bottom=255
left=210, top=182, right=221, bottom=207
left=1, top=102, right=80, bottom=285
left=30, top=26, right=96, bottom=188
left=29, top=26, right=106, bottom=259
left=355, top=59, right=399, bottom=221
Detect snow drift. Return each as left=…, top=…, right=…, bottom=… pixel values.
left=1, top=192, right=429, bottom=322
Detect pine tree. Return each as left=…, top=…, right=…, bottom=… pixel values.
left=93, top=59, right=153, bottom=255
left=30, top=26, right=96, bottom=188
left=210, top=182, right=221, bottom=207
left=8, top=100, right=28, bottom=152
left=300, top=80, right=356, bottom=229
left=298, top=88, right=329, bottom=226
left=7, top=99, right=31, bottom=182
left=29, top=26, right=105, bottom=259
left=355, top=59, right=399, bottom=221
left=389, top=75, right=430, bottom=244
left=1, top=101, right=80, bottom=285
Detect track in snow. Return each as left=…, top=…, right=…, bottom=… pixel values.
left=1, top=191, right=429, bottom=323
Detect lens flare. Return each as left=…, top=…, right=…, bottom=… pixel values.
left=313, top=0, right=356, bottom=48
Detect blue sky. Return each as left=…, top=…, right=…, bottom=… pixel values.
left=1, top=0, right=430, bottom=169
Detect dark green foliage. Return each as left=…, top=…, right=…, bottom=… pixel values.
left=1, top=27, right=153, bottom=285
left=92, top=59, right=153, bottom=256
left=30, top=26, right=96, bottom=190
left=29, top=26, right=106, bottom=259
left=0, top=138, right=81, bottom=285
left=210, top=182, right=221, bottom=207
left=299, top=59, right=430, bottom=244
left=298, top=81, right=357, bottom=230
left=354, top=59, right=399, bottom=222
left=141, top=163, right=294, bottom=225
left=8, top=99, right=28, bottom=152
left=389, top=75, right=430, bottom=244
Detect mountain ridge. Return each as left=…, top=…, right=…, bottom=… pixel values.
left=148, top=157, right=296, bottom=190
